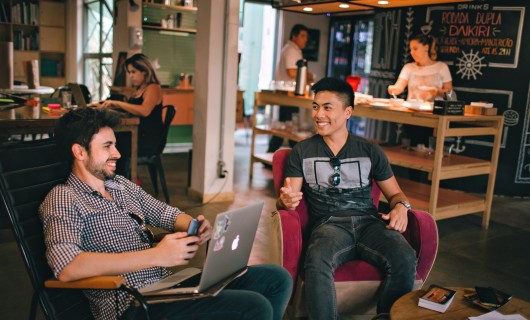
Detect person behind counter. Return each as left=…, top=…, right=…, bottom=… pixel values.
left=267, top=24, right=315, bottom=154
left=388, top=34, right=453, bottom=101
left=89, top=53, right=164, bottom=178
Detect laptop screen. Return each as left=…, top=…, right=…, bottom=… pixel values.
left=68, top=83, right=87, bottom=108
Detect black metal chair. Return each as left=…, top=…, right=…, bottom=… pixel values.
left=138, top=105, right=176, bottom=204
left=0, top=140, right=148, bottom=319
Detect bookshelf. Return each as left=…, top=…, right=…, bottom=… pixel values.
left=0, top=0, right=66, bottom=88
left=141, top=1, right=196, bottom=86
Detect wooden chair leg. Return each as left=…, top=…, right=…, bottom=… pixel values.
left=147, top=161, right=159, bottom=196
left=155, top=155, right=170, bottom=203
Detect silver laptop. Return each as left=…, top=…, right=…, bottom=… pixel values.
left=139, top=202, right=264, bottom=296
left=69, top=83, right=87, bottom=108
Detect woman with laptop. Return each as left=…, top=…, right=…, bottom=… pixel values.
left=89, top=53, right=164, bottom=177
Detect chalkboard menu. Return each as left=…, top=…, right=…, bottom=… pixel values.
left=431, top=3, right=524, bottom=72
left=368, top=0, right=530, bottom=196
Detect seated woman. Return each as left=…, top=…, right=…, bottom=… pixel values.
left=91, top=53, right=164, bottom=177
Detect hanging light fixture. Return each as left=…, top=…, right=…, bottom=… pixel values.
left=270, top=0, right=473, bottom=15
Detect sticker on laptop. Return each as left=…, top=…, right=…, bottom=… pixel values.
left=213, top=216, right=230, bottom=240
left=214, top=236, right=225, bottom=252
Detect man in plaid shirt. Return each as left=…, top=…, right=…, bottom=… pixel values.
left=40, top=108, right=292, bottom=319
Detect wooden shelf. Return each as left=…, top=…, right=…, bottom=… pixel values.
left=2, top=0, right=66, bottom=87
left=254, top=125, right=313, bottom=142
left=380, top=178, right=485, bottom=220
left=382, top=146, right=491, bottom=178
left=142, top=24, right=196, bottom=34
left=252, top=153, right=274, bottom=166
left=250, top=91, right=504, bottom=229
left=142, top=2, right=198, bottom=12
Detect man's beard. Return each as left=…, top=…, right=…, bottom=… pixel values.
left=87, top=159, right=116, bottom=181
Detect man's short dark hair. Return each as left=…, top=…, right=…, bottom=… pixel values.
left=311, top=77, right=355, bottom=109
left=54, top=108, right=120, bottom=163
left=290, top=24, right=309, bottom=39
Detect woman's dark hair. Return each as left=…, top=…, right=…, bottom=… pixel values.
left=311, top=77, right=355, bottom=109
left=54, top=108, right=120, bottom=164
left=125, top=53, right=160, bottom=85
left=411, top=34, right=437, bottom=60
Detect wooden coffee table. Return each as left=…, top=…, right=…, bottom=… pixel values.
left=390, top=287, right=530, bottom=319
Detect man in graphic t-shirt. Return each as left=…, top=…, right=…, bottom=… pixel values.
left=276, top=78, right=417, bottom=320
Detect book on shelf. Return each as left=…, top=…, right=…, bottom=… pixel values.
left=0, top=2, right=8, bottom=23
left=418, top=284, right=456, bottom=313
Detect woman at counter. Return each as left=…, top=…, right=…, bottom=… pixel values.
left=90, top=53, right=164, bottom=177
left=388, top=34, right=453, bottom=101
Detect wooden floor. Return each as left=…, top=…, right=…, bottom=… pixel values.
left=1, top=128, right=530, bottom=319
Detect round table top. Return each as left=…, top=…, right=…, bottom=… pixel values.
left=0, top=85, right=55, bottom=95
left=390, top=287, right=530, bottom=320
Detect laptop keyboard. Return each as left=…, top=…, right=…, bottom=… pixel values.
left=170, top=272, right=202, bottom=288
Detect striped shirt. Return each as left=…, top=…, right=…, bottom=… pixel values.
left=39, top=174, right=181, bottom=319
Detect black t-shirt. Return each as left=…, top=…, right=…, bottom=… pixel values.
left=285, top=134, right=393, bottom=219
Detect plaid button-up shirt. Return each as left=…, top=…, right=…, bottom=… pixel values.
left=39, top=174, right=181, bottom=319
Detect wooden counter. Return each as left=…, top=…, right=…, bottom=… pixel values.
left=110, top=87, right=244, bottom=125
left=251, top=91, right=503, bottom=229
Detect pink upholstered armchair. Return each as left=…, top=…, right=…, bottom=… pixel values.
left=272, top=148, right=438, bottom=318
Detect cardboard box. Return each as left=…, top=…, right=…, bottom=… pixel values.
left=433, top=100, right=465, bottom=115
left=465, top=105, right=498, bottom=115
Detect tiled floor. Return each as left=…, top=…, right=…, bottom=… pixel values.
left=1, top=129, right=529, bottom=319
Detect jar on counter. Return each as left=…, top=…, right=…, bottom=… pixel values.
left=167, top=14, right=175, bottom=29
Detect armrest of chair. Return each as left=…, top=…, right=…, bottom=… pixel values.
left=278, top=209, right=304, bottom=283
left=45, top=276, right=126, bottom=290
left=405, top=210, right=439, bottom=281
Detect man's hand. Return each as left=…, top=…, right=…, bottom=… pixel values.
left=380, top=204, right=408, bottom=233
left=196, top=215, right=212, bottom=245
left=279, top=177, right=303, bottom=210
left=154, top=232, right=199, bottom=267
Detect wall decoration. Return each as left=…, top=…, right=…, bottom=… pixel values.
left=302, top=28, right=320, bottom=62
left=368, top=0, right=529, bottom=195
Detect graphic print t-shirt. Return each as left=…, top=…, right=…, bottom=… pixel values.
left=285, top=134, right=393, bottom=219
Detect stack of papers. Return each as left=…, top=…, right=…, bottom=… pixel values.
left=469, top=311, right=527, bottom=320
left=470, top=102, right=494, bottom=108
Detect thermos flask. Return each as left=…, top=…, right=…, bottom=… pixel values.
left=295, top=59, right=307, bottom=96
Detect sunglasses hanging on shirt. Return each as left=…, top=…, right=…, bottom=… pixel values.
left=329, top=157, right=341, bottom=187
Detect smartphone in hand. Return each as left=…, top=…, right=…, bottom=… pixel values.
left=187, top=219, right=200, bottom=236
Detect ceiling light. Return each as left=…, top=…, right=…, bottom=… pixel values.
left=272, top=0, right=473, bottom=15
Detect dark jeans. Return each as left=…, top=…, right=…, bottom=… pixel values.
left=304, top=215, right=417, bottom=319
left=120, top=264, right=293, bottom=320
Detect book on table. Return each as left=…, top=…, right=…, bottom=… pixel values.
left=418, top=285, right=456, bottom=313
left=463, top=287, right=512, bottom=311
